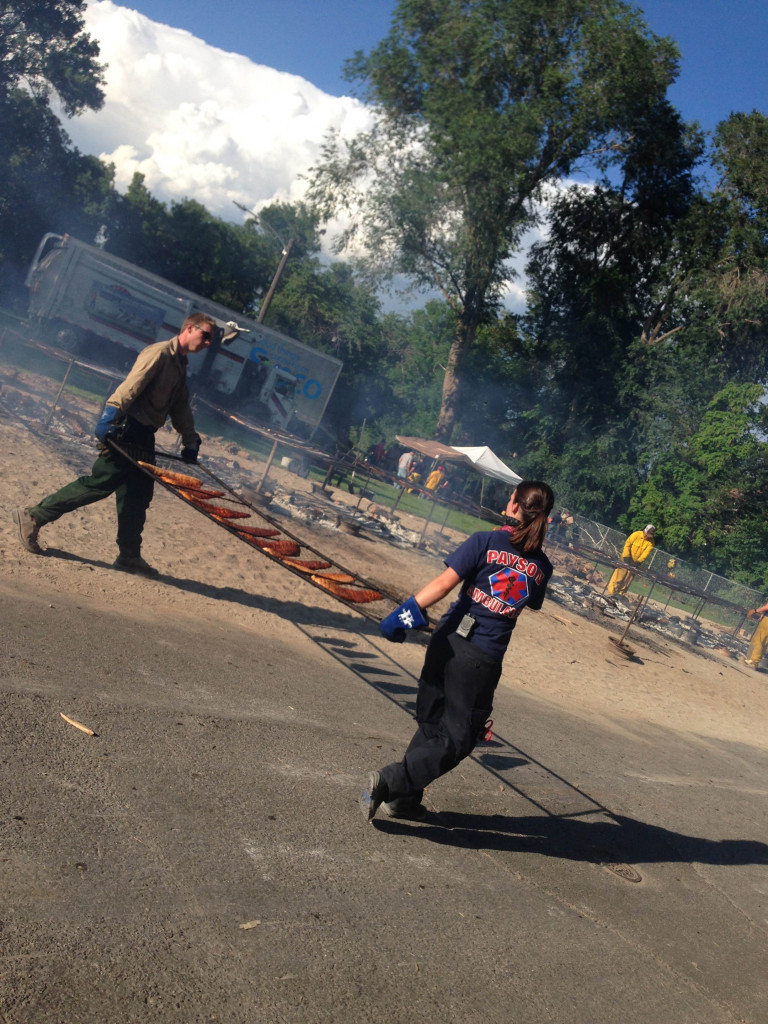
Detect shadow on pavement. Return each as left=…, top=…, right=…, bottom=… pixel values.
left=375, top=810, right=768, bottom=867
left=40, top=547, right=377, bottom=632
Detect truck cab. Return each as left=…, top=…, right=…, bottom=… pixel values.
left=259, top=365, right=298, bottom=431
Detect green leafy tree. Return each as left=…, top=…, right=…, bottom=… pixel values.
left=0, top=0, right=105, bottom=115
left=514, top=101, right=704, bottom=513
left=378, top=300, right=454, bottom=439
left=268, top=259, right=389, bottom=435
left=626, top=114, right=768, bottom=568
left=684, top=112, right=768, bottom=382
left=107, top=188, right=313, bottom=317
left=628, top=383, right=768, bottom=586
left=0, top=1, right=106, bottom=281
left=107, top=173, right=170, bottom=271
left=252, top=201, right=322, bottom=265
left=0, top=91, right=115, bottom=292
left=307, top=0, right=680, bottom=441
left=158, top=199, right=266, bottom=310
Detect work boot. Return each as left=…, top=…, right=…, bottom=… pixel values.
left=360, top=770, right=388, bottom=823
left=113, top=553, right=159, bottom=577
left=383, top=800, right=428, bottom=821
left=12, top=507, right=42, bottom=554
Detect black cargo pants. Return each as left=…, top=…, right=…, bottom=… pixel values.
left=380, top=627, right=502, bottom=803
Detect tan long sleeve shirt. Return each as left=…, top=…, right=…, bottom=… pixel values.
left=107, top=336, right=198, bottom=445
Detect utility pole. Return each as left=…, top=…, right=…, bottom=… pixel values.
left=256, top=237, right=293, bottom=323
left=233, top=201, right=293, bottom=324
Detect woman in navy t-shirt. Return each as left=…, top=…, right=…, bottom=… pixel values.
left=361, top=480, right=554, bottom=822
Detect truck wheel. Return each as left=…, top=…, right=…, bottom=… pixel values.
left=237, top=400, right=267, bottom=424
left=55, top=327, right=81, bottom=354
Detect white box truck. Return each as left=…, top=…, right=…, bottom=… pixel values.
left=25, top=233, right=343, bottom=435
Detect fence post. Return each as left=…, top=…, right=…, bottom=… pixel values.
left=256, top=438, right=279, bottom=493
left=43, top=358, right=75, bottom=431
left=417, top=496, right=439, bottom=547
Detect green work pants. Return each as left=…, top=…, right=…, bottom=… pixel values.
left=30, top=445, right=155, bottom=558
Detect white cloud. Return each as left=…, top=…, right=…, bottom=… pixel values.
left=69, top=2, right=374, bottom=219
left=67, top=2, right=579, bottom=314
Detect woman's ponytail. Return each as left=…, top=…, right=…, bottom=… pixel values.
left=509, top=480, right=554, bottom=553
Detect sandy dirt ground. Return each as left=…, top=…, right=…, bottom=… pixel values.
left=3, top=398, right=768, bottom=1024
left=2, top=411, right=766, bottom=753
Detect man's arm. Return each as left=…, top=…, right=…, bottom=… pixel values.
left=168, top=378, right=200, bottom=449
left=636, top=540, right=653, bottom=565
left=107, top=345, right=164, bottom=414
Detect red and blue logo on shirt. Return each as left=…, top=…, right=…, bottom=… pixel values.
left=489, top=567, right=529, bottom=606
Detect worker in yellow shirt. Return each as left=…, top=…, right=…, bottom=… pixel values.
left=607, top=524, right=655, bottom=596
left=425, top=465, right=445, bottom=491
left=744, top=599, right=768, bottom=669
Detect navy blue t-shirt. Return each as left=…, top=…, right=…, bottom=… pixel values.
left=439, top=528, right=553, bottom=662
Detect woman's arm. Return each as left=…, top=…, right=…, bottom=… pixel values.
left=414, top=567, right=461, bottom=610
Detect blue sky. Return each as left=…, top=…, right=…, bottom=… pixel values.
left=118, top=0, right=766, bottom=131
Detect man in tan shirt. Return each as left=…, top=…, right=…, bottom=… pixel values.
left=12, top=313, right=214, bottom=576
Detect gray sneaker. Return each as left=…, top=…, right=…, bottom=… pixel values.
left=383, top=800, right=428, bottom=821
left=12, top=507, right=42, bottom=554
left=113, top=553, right=160, bottom=577
left=360, top=770, right=388, bottom=823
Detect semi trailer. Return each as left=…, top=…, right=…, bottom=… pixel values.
left=25, top=233, right=343, bottom=435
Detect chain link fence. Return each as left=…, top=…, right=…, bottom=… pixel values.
left=551, top=514, right=763, bottom=637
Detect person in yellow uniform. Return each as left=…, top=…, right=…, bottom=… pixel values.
left=425, top=465, right=445, bottom=491
left=607, top=524, right=655, bottom=596
left=744, top=599, right=768, bottom=669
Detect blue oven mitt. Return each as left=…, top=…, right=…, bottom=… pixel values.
left=379, top=596, right=428, bottom=643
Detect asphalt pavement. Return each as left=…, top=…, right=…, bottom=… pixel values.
left=2, top=579, right=767, bottom=1023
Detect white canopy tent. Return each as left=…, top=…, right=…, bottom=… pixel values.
left=395, top=436, right=522, bottom=504
left=450, top=446, right=522, bottom=486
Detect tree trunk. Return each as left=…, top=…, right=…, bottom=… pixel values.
left=434, top=314, right=476, bottom=443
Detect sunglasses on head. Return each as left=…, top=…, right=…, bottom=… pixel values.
left=197, top=327, right=212, bottom=341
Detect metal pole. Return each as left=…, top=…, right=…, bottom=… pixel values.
left=639, top=580, right=657, bottom=622
left=439, top=502, right=451, bottom=532
left=417, top=496, right=439, bottom=546
left=257, top=238, right=294, bottom=324
left=391, top=484, right=405, bottom=512
left=256, top=438, right=279, bottom=493
left=617, top=594, right=645, bottom=644
left=355, top=468, right=374, bottom=511
left=43, top=358, right=75, bottom=431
